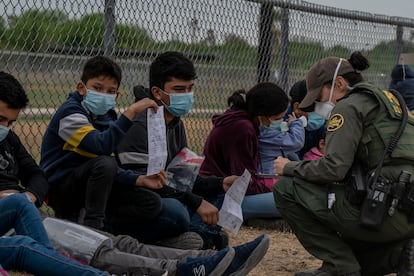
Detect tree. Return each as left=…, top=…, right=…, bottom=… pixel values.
left=77, top=13, right=105, bottom=48
left=0, top=17, right=6, bottom=46
left=5, top=10, right=68, bottom=51
left=115, top=23, right=154, bottom=49
left=325, top=45, right=351, bottom=58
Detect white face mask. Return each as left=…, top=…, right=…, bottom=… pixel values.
left=314, top=58, right=343, bottom=120
left=314, top=101, right=335, bottom=120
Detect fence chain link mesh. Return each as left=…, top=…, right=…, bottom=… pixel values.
left=0, top=0, right=413, bottom=159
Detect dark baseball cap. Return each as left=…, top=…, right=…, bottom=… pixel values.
left=300, top=57, right=354, bottom=108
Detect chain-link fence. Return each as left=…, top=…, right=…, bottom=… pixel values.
left=1, top=0, right=414, bottom=159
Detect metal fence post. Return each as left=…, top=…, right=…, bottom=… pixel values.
left=257, top=2, right=274, bottom=83
left=104, top=0, right=116, bottom=57
left=279, top=8, right=289, bottom=92
left=395, top=25, right=403, bottom=64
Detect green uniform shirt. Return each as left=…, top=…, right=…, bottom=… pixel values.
left=284, top=90, right=379, bottom=183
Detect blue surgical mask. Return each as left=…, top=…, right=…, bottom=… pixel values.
left=306, top=112, right=325, bottom=131
left=162, top=91, right=194, bottom=117
left=83, top=90, right=116, bottom=115
left=0, top=125, right=10, bottom=142
left=268, top=118, right=284, bottom=131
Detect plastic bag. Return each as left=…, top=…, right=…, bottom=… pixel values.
left=43, top=217, right=112, bottom=264
left=166, top=147, right=205, bottom=192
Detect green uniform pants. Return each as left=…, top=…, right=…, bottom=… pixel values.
left=273, top=176, right=414, bottom=275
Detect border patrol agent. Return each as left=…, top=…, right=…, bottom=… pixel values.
left=273, top=51, right=414, bottom=276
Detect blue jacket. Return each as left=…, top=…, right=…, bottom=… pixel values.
left=40, top=91, right=132, bottom=186
left=389, top=64, right=414, bottom=111
left=258, top=119, right=305, bottom=174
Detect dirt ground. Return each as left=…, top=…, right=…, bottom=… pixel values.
left=231, top=223, right=396, bottom=276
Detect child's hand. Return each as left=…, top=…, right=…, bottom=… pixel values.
left=286, top=112, right=297, bottom=123
left=197, top=200, right=219, bottom=225
left=132, top=97, right=158, bottom=113
left=124, top=98, right=158, bottom=119
left=222, top=175, right=239, bottom=192
left=136, top=170, right=166, bottom=189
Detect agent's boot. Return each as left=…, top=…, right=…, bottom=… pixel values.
left=295, top=268, right=360, bottom=276
left=398, top=239, right=414, bottom=276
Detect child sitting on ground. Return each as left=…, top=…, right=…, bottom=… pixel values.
left=303, top=131, right=326, bottom=161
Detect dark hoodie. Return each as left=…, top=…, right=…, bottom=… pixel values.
left=389, top=64, right=414, bottom=111
left=116, top=85, right=225, bottom=212
left=200, top=108, right=270, bottom=195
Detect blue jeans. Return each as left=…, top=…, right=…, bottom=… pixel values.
left=189, top=194, right=225, bottom=249
left=0, top=235, right=107, bottom=276
left=241, top=192, right=282, bottom=220
left=105, top=198, right=190, bottom=244
left=0, top=193, right=107, bottom=276
left=0, top=193, right=50, bottom=245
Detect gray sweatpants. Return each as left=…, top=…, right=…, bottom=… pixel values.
left=91, top=231, right=216, bottom=276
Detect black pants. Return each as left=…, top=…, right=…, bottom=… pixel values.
left=49, top=156, right=117, bottom=229
left=106, top=185, right=162, bottom=221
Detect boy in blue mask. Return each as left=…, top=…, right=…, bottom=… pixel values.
left=111, top=51, right=239, bottom=250
left=40, top=56, right=161, bottom=230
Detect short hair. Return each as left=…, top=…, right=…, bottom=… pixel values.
left=229, top=82, right=289, bottom=118
left=0, top=71, right=28, bottom=109
left=289, top=80, right=307, bottom=105
left=81, top=56, right=122, bottom=88
left=149, top=51, right=197, bottom=89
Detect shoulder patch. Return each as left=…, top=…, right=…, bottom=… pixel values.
left=327, top=113, right=344, bottom=132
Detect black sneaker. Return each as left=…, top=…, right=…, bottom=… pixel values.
left=399, top=239, right=414, bottom=276
left=213, top=230, right=229, bottom=250
left=176, top=247, right=234, bottom=276
left=223, top=234, right=269, bottom=276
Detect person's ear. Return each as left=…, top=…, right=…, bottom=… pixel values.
left=151, top=86, right=162, bottom=101
left=335, top=76, right=347, bottom=91
left=77, top=82, right=86, bottom=96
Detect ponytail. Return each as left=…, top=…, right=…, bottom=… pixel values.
left=343, top=51, right=370, bottom=85
left=228, top=89, right=247, bottom=110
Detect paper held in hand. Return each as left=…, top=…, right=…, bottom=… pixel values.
left=146, top=106, right=167, bottom=175
left=218, top=169, right=251, bottom=234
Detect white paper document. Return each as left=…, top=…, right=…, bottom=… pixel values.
left=218, top=169, right=251, bottom=234
left=146, top=106, right=167, bottom=175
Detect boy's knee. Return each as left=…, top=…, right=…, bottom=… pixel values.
left=91, top=156, right=117, bottom=177
left=160, top=198, right=191, bottom=231
left=110, top=188, right=162, bottom=220
left=7, top=193, right=33, bottom=212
